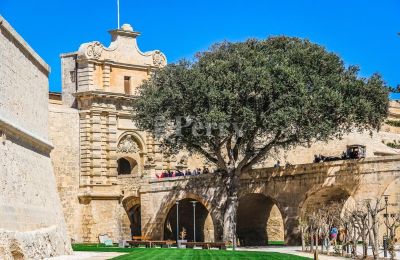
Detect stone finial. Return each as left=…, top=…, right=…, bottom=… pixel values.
left=121, top=24, right=133, bottom=32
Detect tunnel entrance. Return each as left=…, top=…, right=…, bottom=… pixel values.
left=237, top=193, right=284, bottom=246
left=164, top=198, right=214, bottom=242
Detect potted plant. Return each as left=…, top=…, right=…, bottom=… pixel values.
left=177, top=227, right=187, bottom=248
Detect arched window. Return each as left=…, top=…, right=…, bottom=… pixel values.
left=117, top=157, right=139, bottom=175
left=117, top=158, right=132, bottom=175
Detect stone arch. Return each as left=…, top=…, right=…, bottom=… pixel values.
left=299, top=186, right=351, bottom=219
left=121, top=196, right=141, bottom=239
left=117, top=156, right=138, bottom=175
left=380, top=177, right=400, bottom=241
left=237, top=193, right=285, bottom=246
left=116, top=131, right=146, bottom=175
left=117, top=131, right=146, bottom=153
left=160, top=192, right=219, bottom=242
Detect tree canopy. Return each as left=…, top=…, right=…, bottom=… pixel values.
left=133, top=36, right=389, bottom=174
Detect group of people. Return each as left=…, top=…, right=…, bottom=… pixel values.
left=155, top=166, right=210, bottom=179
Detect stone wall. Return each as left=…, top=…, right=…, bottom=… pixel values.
left=48, top=103, right=81, bottom=242
left=0, top=16, right=71, bottom=258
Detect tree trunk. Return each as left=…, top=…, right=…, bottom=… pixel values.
left=311, top=231, right=314, bottom=253
left=222, top=171, right=240, bottom=249
left=371, top=218, right=380, bottom=260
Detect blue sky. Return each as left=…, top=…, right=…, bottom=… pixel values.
left=1, top=0, right=399, bottom=98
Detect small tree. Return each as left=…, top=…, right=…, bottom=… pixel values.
left=365, top=198, right=386, bottom=259
left=133, top=37, right=389, bottom=244
left=385, top=212, right=400, bottom=260
left=352, top=202, right=370, bottom=258
left=341, top=203, right=360, bottom=258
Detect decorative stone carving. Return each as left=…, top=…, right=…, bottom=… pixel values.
left=152, top=50, right=167, bottom=68
left=117, top=135, right=140, bottom=153
left=86, top=42, right=103, bottom=59
left=144, top=156, right=155, bottom=166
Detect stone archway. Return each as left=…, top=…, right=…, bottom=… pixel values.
left=121, top=196, right=141, bottom=239
left=163, top=198, right=214, bottom=242
left=237, top=193, right=285, bottom=246
left=299, top=186, right=351, bottom=219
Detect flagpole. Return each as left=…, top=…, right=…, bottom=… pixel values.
left=117, top=0, right=120, bottom=29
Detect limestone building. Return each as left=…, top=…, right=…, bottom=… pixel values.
left=50, top=23, right=176, bottom=243
left=0, top=16, right=71, bottom=258
left=49, top=23, right=400, bottom=245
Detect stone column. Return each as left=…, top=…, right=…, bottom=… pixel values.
left=77, top=62, right=95, bottom=91
left=102, top=63, right=111, bottom=91
left=283, top=206, right=301, bottom=246
left=106, top=112, right=118, bottom=178
left=91, top=111, right=104, bottom=178
left=79, top=111, right=91, bottom=186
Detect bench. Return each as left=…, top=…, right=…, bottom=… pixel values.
left=148, top=240, right=175, bottom=248
left=127, top=239, right=175, bottom=248
left=127, top=240, right=151, bottom=248
left=181, top=242, right=226, bottom=250
left=132, top=236, right=150, bottom=241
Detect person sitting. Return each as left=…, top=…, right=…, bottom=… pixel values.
left=185, top=169, right=191, bottom=176
left=203, top=166, right=210, bottom=174
left=274, top=161, right=281, bottom=168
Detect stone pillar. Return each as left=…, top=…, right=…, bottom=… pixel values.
left=91, top=111, right=104, bottom=177
left=77, top=62, right=95, bottom=91
left=79, top=111, right=91, bottom=186
left=102, top=63, right=111, bottom=91
left=107, top=112, right=118, bottom=178
left=283, top=207, right=301, bottom=246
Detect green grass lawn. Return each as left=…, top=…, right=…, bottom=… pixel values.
left=268, top=241, right=285, bottom=245
left=73, top=244, right=310, bottom=260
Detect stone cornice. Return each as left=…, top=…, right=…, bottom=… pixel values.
left=78, top=192, right=123, bottom=204
left=77, top=58, right=157, bottom=71
left=0, top=115, right=53, bottom=154
left=73, top=90, right=138, bottom=100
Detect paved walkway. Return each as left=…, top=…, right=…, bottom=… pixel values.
left=238, top=246, right=400, bottom=260
left=237, top=246, right=344, bottom=260
left=46, top=251, right=126, bottom=260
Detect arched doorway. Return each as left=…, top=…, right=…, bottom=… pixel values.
left=128, top=205, right=141, bottom=237
left=163, top=198, right=214, bottom=242
left=237, top=193, right=284, bottom=246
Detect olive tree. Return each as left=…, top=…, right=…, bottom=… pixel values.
left=132, top=37, right=389, bottom=245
